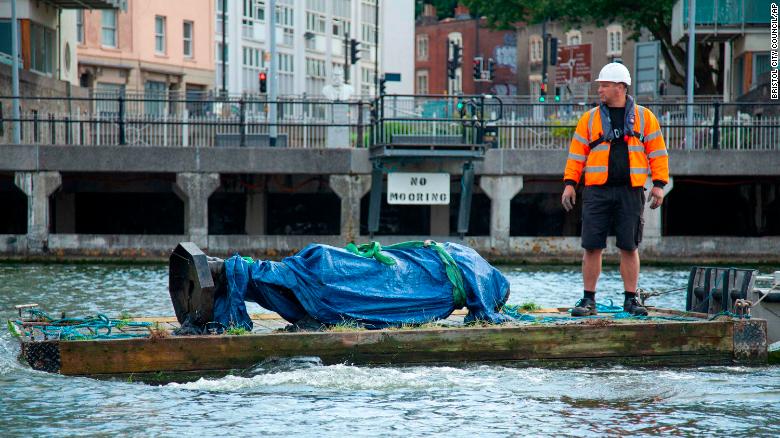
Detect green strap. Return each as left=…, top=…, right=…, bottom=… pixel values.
left=345, top=240, right=467, bottom=308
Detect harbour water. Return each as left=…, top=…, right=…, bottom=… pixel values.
left=1, top=263, right=779, bottom=436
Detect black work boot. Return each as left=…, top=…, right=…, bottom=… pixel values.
left=571, top=297, right=597, bottom=317
left=623, top=293, right=649, bottom=316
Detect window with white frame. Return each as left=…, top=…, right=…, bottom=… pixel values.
left=332, top=19, right=350, bottom=37
left=278, top=53, right=294, bottom=72
left=216, top=0, right=226, bottom=34
left=306, top=58, right=326, bottom=78
left=155, top=16, right=166, bottom=54
left=77, top=11, right=84, bottom=44
left=275, top=5, right=294, bottom=27
left=529, top=35, right=542, bottom=63
left=183, top=21, right=193, bottom=57
left=416, top=70, right=428, bottom=94
left=331, top=0, right=350, bottom=17
left=306, top=12, right=326, bottom=34
left=566, top=29, right=581, bottom=45
left=607, top=24, right=623, bottom=56
left=361, top=67, right=375, bottom=96
left=216, top=42, right=228, bottom=89
left=256, top=1, right=265, bottom=21
left=243, top=46, right=263, bottom=92
left=101, top=10, right=117, bottom=47
left=416, top=34, right=428, bottom=61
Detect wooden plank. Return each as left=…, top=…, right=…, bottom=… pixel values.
left=58, top=320, right=735, bottom=375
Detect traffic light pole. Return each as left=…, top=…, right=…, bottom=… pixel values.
left=344, top=32, right=350, bottom=83
left=268, top=0, right=278, bottom=146
left=541, top=19, right=548, bottom=103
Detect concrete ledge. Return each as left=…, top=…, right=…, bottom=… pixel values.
left=2, top=146, right=780, bottom=176
left=0, top=235, right=28, bottom=253
left=2, top=234, right=778, bottom=263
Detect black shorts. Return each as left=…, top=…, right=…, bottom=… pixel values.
left=581, top=185, right=645, bottom=251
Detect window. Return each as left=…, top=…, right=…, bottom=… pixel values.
left=529, top=35, right=543, bottom=63
left=607, top=25, right=623, bottom=56
left=306, top=12, right=326, bottom=34
left=278, top=53, right=294, bottom=72
left=155, top=16, right=166, bottom=54
left=332, top=19, right=350, bottom=37
left=95, top=82, right=125, bottom=115
left=77, top=11, right=84, bottom=44
left=276, top=6, right=294, bottom=27
left=306, top=58, right=326, bottom=78
left=145, top=80, right=167, bottom=116
left=416, top=34, right=428, bottom=61
left=257, top=1, right=265, bottom=21
left=416, top=70, right=428, bottom=94
left=30, top=23, right=55, bottom=74
left=101, top=10, right=117, bottom=47
left=566, top=30, right=581, bottom=46
left=183, top=21, right=193, bottom=57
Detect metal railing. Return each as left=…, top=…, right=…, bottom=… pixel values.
left=1, top=95, right=371, bottom=148
left=1, top=94, right=777, bottom=150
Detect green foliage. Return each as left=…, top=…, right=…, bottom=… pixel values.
left=520, top=302, right=541, bottom=311
left=548, top=117, right=577, bottom=139
left=459, top=0, right=720, bottom=93
left=226, top=326, right=249, bottom=335
left=7, top=320, right=20, bottom=338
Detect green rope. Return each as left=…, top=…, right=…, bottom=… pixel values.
left=15, top=309, right=152, bottom=341
left=346, top=240, right=467, bottom=308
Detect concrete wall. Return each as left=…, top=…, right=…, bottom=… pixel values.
left=0, top=63, right=90, bottom=144
left=2, top=146, right=780, bottom=177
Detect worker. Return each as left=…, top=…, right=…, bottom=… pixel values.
left=561, top=62, right=670, bottom=317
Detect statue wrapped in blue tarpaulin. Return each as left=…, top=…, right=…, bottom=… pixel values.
left=168, top=241, right=511, bottom=333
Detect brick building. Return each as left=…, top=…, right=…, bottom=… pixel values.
left=414, top=4, right=518, bottom=95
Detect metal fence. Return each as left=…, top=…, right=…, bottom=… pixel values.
left=2, top=95, right=371, bottom=148
left=1, top=94, right=778, bottom=150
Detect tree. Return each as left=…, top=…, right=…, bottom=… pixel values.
left=460, top=0, right=722, bottom=94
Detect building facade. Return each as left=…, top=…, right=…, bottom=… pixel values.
left=76, top=0, right=215, bottom=102
left=516, top=21, right=644, bottom=100
left=215, top=0, right=413, bottom=98
left=0, top=0, right=83, bottom=86
left=671, top=0, right=773, bottom=102
left=414, top=5, right=518, bottom=95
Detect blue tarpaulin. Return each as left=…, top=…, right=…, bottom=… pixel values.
left=213, top=241, right=511, bottom=330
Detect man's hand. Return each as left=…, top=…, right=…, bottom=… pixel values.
left=649, top=186, right=664, bottom=209
left=562, top=185, right=576, bottom=212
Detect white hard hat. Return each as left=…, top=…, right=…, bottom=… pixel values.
left=595, top=62, right=631, bottom=86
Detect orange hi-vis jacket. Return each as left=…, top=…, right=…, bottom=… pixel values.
left=564, top=96, right=670, bottom=187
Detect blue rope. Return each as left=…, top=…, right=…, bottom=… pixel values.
left=16, top=309, right=152, bottom=340
left=501, top=301, right=701, bottom=324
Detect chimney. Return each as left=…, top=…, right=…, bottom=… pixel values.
left=454, top=3, right=471, bottom=19
left=423, top=4, right=437, bottom=18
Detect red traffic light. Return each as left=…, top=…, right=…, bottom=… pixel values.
left=259, top=72, right=267, bottom=81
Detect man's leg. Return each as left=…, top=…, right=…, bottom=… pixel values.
left=572, top=248, right=602, bottom=316
left=619, top=248, right=639, bottom=292
left=583, top=248, right=603, bottom=291
left=573, top=185, right=610, bottom=317
left=615, top=186, right=648, bottom=316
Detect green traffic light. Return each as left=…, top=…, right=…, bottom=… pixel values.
left=538, top=96, right=545, bottom=102
left=457, top=102, right=464, bottom=109
left=554, top=95, right=560, bottom=102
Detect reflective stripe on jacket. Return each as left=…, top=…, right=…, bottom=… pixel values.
left=564, top=96, right=670, bottom=187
